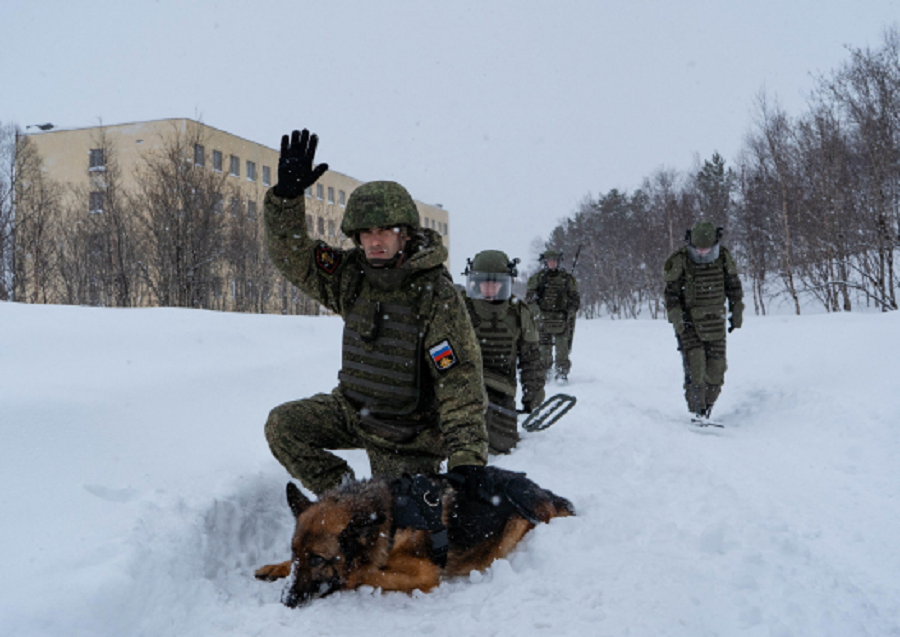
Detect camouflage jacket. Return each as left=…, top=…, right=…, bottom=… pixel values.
left=264, top=189, right=488, bottom=468
left=525, top=269, right=580, bottom=332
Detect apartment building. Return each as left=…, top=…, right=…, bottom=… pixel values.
left=24, top=118, right=451, bottom=255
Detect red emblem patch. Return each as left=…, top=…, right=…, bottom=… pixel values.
left=315, top=245, right=342, bottom=274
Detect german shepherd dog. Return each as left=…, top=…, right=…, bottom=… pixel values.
left=255, top=466, right=574, bottom=607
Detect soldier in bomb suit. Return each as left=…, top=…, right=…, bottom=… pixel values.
left=525, top=250, right=581, bottom=381
left=462, top=250, right=545, bottom=454
left=663, top=220, right=744, bottom=422
left=262, top=129, right=489, bottom=495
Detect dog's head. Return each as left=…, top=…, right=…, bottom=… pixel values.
left=281, top=482, right=388, bottom=607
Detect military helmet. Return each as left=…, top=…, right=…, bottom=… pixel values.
left=541, top=249, right=563, bottom=261
left=471, top=249, right=512, bottom=274
left=341, top=181, right=420, bottom=236
left=689, top=221, right=719, bottom=248
left=464, top=249, right=519, bottom=301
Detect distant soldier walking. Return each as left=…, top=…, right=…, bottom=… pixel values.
left=462, top=250, right=545, bottom=454
left=663, top=221, right=744, bottom=423
left=526, top=250, right=580, bottom=382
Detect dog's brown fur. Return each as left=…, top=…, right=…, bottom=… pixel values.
left=255, top=467, right=574, bottom=607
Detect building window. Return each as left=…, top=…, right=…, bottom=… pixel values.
left=316, top=184, right=324, bottom=200
left=213, top=194, right=224, bottom=215
left=229, top=155, right=240, bottom=177
left=328, top=219, right=335, bottom=237
left=306, top=214, right=314, bottom=233
left=317, top=217, right=325, bottom=235
left=89, top=148, right=105, bottom=171
left=327, top=187, right=335, bottom=204
left=212, top=150, right=223, bottom=172
left=89, top=191, right=105, bottom=214
left=305, top=186, right=312, bottom=198
left=262, top=165, right=271, bottom=186
left=194, top=144, right=205, bottom=167
left=423, top=216, right=429, bottom=228
left=246, top=160, right=257, bottom=181
left=339, top=190, right=346, bottom=206
left=248, top=200, right=257, bottom=218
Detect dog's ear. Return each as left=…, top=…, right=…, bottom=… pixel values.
left=286, top=482, right=313, bottom=518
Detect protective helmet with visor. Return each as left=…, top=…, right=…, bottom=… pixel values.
left=463, top=250, right=520, bottom=301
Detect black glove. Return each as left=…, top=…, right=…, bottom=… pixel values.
left=521, top=388, right=545, bottom=414
left=728, top=304, right=743, bottom=333
left=448, top=465, right=493, bottom=502
left=273, top=129, right=329, bottom=199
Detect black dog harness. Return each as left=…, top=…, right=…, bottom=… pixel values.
left=390, top=474, right=448, bottom=567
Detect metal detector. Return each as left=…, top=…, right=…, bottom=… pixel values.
left=520, top=394, right=577, bottom=432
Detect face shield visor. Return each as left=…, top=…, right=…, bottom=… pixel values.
left=466, top=271, right=513, bottom=301
left=686, top=243, right=720, bottom=264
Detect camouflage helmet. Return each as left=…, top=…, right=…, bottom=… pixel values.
left=471, top=249, right=512, bottom=274
left=541, top=249, right=563, bottom=261
left=341, top=181, right=420, bottom=236
left=689, top=221, right=719, bottom=248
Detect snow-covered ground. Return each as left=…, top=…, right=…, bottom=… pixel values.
left=1, top=300, right=898, bottom=636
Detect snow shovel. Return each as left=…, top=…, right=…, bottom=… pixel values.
left=520, top=394, right=577, bottom=432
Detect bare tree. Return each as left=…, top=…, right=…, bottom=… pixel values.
left=132, top=125, right=228, bottom=308
left=57, top=126, right=142, bottom=307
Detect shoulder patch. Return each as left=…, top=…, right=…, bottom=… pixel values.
left=315, top=245, right=342, bottom=274
left=428, top=339, right=459, bottom=372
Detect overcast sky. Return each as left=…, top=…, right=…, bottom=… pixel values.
left=2, top=0, right=898, bottom=275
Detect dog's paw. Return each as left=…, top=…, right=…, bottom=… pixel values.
left=255, top=561, right=292, bottom=581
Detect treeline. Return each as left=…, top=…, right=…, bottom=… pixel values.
left=543, top=27, right=900, bottom=317
left=0, top=124, right=320, bottom=314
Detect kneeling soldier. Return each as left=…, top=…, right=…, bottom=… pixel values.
left=263, top=129, right=488, bottom=495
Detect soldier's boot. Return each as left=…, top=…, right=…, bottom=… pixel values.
left=685, top=383, right=707, bottom=418
left=555, top=360, right=571, bottom=382
left=704, top=383, right=723, bottom=418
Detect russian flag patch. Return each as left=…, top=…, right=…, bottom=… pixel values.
left=428, top=339, right=458, bottom=371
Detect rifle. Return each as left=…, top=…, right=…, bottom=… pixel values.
left=570, top=244, right=583, bottom=274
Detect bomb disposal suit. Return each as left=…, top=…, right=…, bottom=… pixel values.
left=463, top=250, right=545, bottom=454
left=663, top=221, right=744, bottom=419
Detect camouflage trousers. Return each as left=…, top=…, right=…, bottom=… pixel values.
left=264, top=388, right=444, bottom=496
left=485, top=388, right=519, bottom=455
left=539, top=329, right=573, bottom=376
left=676, top=328, right=727, bottom=416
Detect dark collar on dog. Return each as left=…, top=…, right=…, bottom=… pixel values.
left=390, top=474, right=448, bottom=568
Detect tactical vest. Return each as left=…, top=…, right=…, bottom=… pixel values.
left=465, top=297, right=519, bottom=396
left=683, top=253, right=728, bottom=341
left=536, top=270, right=571, bottom=316
left=338, top=269, right=442, bottom=439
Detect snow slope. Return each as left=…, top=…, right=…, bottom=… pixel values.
left=1, top=301, right=898, bottom=636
